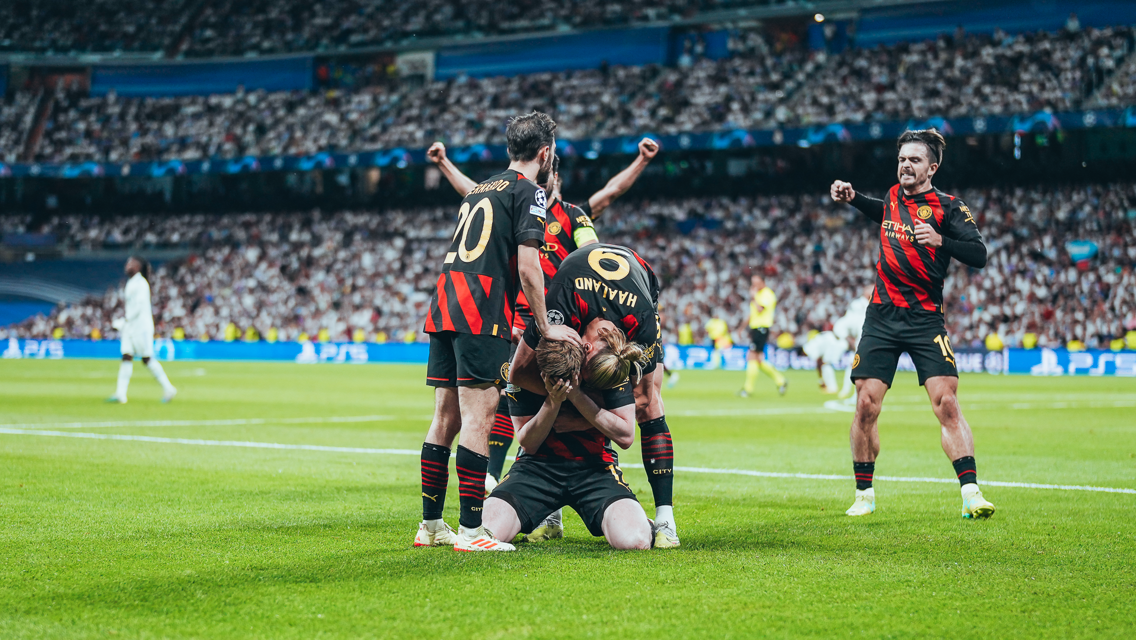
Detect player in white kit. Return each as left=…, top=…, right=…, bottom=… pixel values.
left=107, top=257, right=177, bottom=404
left=802, top=331, right=848, bottom=394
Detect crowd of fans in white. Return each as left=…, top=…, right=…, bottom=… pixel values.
left=7, top=183, right=1135, bottom=352
left=1, top=0, right=750, bottom=56
left=12, top=24, right=1132, bottom=164
left=788, top=25, right=1134, bottom=124
left=0, top=0, right=191, bottom=55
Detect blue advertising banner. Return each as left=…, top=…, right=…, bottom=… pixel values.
left=1006, top=348, right=1136, bottom=377
left=4, top=106, right=1130, bottom=180
left=6, top=339, right=1133, bottom=376
left=435, top=27, right=668, bottom=79
left=2, top=338, right=429, bottom=364
left=663, top=345, right=1135, bottom=377
left=91, top=56, right=313, bottom=98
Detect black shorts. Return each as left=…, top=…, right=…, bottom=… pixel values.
left=490, top=455, right=638, bottom=537
left=851, top=305, right=958, bottom=387
left=426, top=331, right=511, bottom=387
left=749, top=327, right=770, bottom=352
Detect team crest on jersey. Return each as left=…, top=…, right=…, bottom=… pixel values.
left=547, top=221, right=562, bottom=235
left=534, top=188, right=547, bottom=208
left=547, top=310, right=565, bottom=325
left=852, top=354, right=861, bottom=369
left=916, top=205, right=934, bottom=220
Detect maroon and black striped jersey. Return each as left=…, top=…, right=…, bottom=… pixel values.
left=522, top=243, right=661, bottom=367
left=513, top=197, right=598, bottom=330
left=855, top=185, right=983, bottom=313
left=507, top=382, right=633, bottom=463
left=424, top=170, right=547, bottom=339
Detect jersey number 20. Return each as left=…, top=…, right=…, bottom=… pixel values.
left=445, top=198, right=494, bottom=264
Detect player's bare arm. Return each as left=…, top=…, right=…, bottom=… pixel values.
left=425, top=142, right=478, bottom=196
left=564, top=385, right=635, bottom=449
left=518, top=242, right=582, bottom=345
left=513, top=375, right=573, bottom=452
left=587, top=138, right=659, bottom=220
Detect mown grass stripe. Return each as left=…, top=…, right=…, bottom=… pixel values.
left=3, top=427, right=1132, bottom=495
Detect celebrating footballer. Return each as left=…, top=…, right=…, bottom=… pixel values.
left=831, top=129, right=996, bottom=520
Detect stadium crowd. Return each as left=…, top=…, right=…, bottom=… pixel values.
left=8, top=183, right=1135, bottom=352
left=21, top=24, right=1133, bottom=164
left=1, top=0, right=768, bottom=56
left=0, top=90, right=39, bottom=164
left=787, top=26, right=1135, bottom=124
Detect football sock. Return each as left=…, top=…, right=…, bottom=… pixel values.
left=759, top=360, right=786, bottom=386
left=145, top=359, right=175, bottom=394
left=821, top=363, right=837, bottom=392
left=639, top=416, right=674, bottom=507
left=456, top=445, right=489, bottom=529
left=486, top=396, right=514, bottom=481
left=420, top=443, right=450, bottom=521
left=840, top=363, right=855, bottom=396
left=744, top=360, right=759, bottom=393
left=655, top=505, right=674, bottom=527
left=853, top=461, right=875, bottom=490
left=952, top=456, right=977, bottom=487
left=115, top=361, right=133, bottom=400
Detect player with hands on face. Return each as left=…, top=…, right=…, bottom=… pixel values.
left=481, top=336, right=653, bottom=551
left=415, top=112, right=581, bottom=554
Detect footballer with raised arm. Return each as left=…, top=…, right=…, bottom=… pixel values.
left=481, top=337, right=652, bottom=551
left=830, top=129, right=996, bottom=520
left=509, top=242, right=680, bottom=548
left=426, top=139, right=658, bottom=505
left=415, top=112, right=582, bottom=553
left=428, top=146, right=602, bottom=492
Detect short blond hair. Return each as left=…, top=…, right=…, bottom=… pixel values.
left=582, top=327, right=648, bottom=389
left=535, top=338, right=585, bottom=381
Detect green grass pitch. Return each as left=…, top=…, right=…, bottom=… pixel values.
left=1, top=359, right=1134, bottom=639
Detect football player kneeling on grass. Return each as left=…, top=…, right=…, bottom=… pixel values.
left=482, top=336, right=653, bottom=551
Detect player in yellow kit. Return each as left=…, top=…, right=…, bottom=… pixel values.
left=704, top=317, right=733, bottom=370
left=738, top=274, right=787, bottom=397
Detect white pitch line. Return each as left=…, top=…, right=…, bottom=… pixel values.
left=0, top=415, right=399, bottom=430
left=0, top=428, right=420, bottom=455
left=674, top=399, right=1136, bottom=417
left=2, top=427, right=1133, bottom=495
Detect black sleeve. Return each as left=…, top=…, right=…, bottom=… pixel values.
left=578, top=199, right=593, bottom=219
left=602, top=381, right=635, bottom=409
left=850, top=193, right=885, bottom=224
left=512, top=180, right=548, bottom=246
left=507, top=387, right=546, bottom=417
left=940, top=197, right=987, bottom=269
left=521, top=279, right=582, bottom=348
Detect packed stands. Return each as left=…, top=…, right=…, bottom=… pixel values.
left=0, top=0, right=768, bottom=56
left=786, top=26, right=1135, bottom=124
left=0, top=0, right=192, bottom=54
left=7, top=183, right=1134, bottom=351
left=0, top=91, right=39, bottom=164
left=22, top=25, right=1135, bottom=164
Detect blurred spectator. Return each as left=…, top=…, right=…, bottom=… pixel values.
left=7, top=183, right=1134, bottom=351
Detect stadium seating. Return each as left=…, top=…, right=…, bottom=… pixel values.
left=6, top=183, right=1134, bottom=351
left=16, top=25, right=1133, bottom=165
left=0, top=0, right=765, bottom=56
